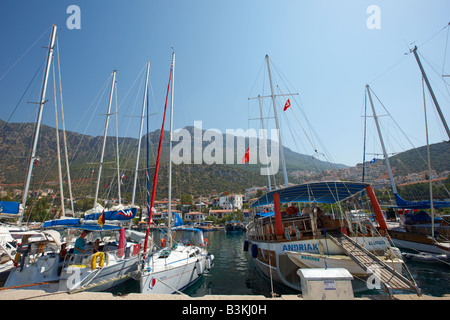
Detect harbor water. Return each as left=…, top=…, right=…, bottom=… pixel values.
left=112, top=230, right=450, bottom=297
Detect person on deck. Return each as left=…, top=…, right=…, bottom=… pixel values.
left=74, top=230, right=89, bottom=255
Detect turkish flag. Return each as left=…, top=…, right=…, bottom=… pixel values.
left=242, top=147, right=250, bottom=164
left=283, top=99, right=291, bottom=111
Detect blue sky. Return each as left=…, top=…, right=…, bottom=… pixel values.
left=0, top=0, right=449, bottom=167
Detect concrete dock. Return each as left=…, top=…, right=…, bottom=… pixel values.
left=0, top=289, right=448, bottom=300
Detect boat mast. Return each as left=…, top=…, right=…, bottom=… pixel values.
left=266, top=55, right=289, bottom=188
left=19, top=25, right=57, bottom=226
left=365, top=84, right=398, bottom=195
left=55, top=38, right=75, bottom=214
left=143, top=56, right=173, bottom=256
left=422, top=79, right=435, bottom=238
left=258, top=95, right=272, bottom=191
left=132, top=61, right=150, bottom=205
left=52, top=58, right=65, bottom=217
left=168, top=52, right=175, bottom=247
left=412, top=46, right=450, bottom=141
left=94, top=70, right=117, bottom=209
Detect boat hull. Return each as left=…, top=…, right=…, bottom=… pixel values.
left=388, top=228, right=450, bottom=257
left=247, top=236, right=391, bottom=293
left=139, top=249, right=212, bottom=294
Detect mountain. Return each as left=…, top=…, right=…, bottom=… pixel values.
left=0, top=120, right=345, bottom=202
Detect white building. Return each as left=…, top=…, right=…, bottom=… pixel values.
left=184, top=211, right=207, bottom=223
left=219, top=194, right=243, bottom=211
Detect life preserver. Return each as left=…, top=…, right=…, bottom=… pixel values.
left=91, top=252, right=105, bottom=270
left=161, top=238, right=166, bottom=248
left=361, top=223, right=373, bottom=236
left=285, top=225, right=302, bottom=240
left=203, top=238, right=209, bottom=247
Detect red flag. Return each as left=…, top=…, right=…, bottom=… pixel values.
left=283, top=99, right=291, bottom=111
left=242, top=147, right=250, bottom=164
left=98, top=211, right=105, bottom=228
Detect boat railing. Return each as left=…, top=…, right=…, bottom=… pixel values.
left=248, top=213, right=380, bottom=242
left=60, top=243, right=141, bottom=270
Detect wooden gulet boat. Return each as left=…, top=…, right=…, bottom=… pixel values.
left=245, top=181, right=421, bottom=296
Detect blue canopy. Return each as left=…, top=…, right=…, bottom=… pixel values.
left=0, top=201, right=20, bottom=215
left=44, top=219, right=122, bottom=231
left=395, top=193, right=450, bottom=210
left=171, top=212, right=184, bottom=227
left=43, top=219, right=122, bottom=231
left=84, top=207, right=137, bottom=222
left=250, top=181, right=370, bottom=208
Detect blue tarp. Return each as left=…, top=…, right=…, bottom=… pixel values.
left=404, top=210, right=442, bottom=224
left=43, top=219, right=122, bottom=232
left=255, top=211, right=275, bottom=218
left=84, top=207, right=137, bottom=221
left=0, top=201, right=20, bottom=215
left=172, top=212, right=184, bottom=227
left=250, top=181, right=370, bottom=208
left=43, top=218, right=82, bottom=228
left=395, top=193, right=450, bottom=210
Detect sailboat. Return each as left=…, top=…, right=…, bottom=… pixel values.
left=245, top=56, right=420, bottom=296
left=84, top=69, right=138, bottom=223
left=365, top=79, right=450, bottom=259
left=4, top=35, right=141, bottom=291
left=134, top=53, right=213, bottom=294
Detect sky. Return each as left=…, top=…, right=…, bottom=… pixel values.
left=0, top=0, right=449, bottom=168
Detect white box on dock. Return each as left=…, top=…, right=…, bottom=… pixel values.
left=297, top=268, right=354, bottom=300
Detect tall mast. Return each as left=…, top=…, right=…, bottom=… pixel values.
left=366, top=84, right=398, bottom=194
left=143, top=57, right=173, bottom=256
left=412, top=46, right=450, bottom=141
left=168, top=52, right=175, bottom=247
left=132, top=61, right=150, bottom=205
left=258, top=95, right=272, bottom=191
left=94, top=70, right=117, bottom=209
left=19, top=25, right=57, bottom=226
left=266, top=55, right=288, bottom=188
left=56, top=38, right=75, bottom=214
left=52, top=58, right=65, bottom=217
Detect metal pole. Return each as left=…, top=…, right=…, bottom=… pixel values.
left=412, top=46, right=450, bottom=141
left=168, top=52, right=175, bottom=247
left=94, top=70, right=117, bottom=208
left=20, top=25, right=57, bottom=226
left=265, top=55, right=288, bottom=187
left=258, top=95, right=272, bottom=191
left=366, top=84, right=398, bottom=194
left=132, top=61, right=150, bottom=205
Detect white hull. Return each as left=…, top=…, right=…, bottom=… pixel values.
left=248, top=236, right=391, bottom=292
left=139, top=245, right=213, bottom=294
left=286, top=251, right=403, bottom=275
left=5, top=247, right=140, bottom=292
left=391, top=238, right=450, bottom=257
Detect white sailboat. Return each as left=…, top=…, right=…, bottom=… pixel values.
left=4, top=30, right=141, bottom=292
left=365, top=80, right=450, bottom=258
left=135, top=53, right=213, bottom=294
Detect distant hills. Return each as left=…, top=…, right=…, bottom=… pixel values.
left=1, top=118, right=448, bottom=204
left=0, top=119, right=345, bottom=202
